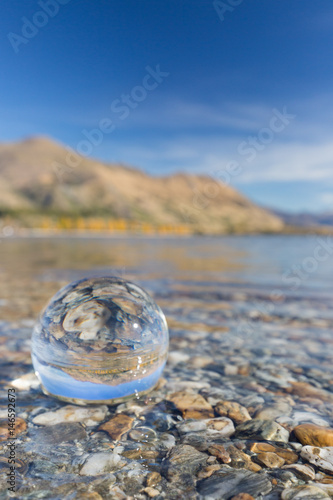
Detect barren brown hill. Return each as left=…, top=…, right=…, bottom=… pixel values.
left=0, top=136, right=283, bottom=234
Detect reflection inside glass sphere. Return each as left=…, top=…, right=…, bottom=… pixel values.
left=31, top=277, right=169, bottom=404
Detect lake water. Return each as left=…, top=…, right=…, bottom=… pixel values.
left=0, top=234, right=332, bottom=320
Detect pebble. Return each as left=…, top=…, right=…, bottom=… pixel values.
left=189, top=356, right=213, bottom=368
left=197, top=469, right=272, bottom=499
left=293, top=424, right=333, bottom=447
left=129, top=426, right=157, bottom=443
left=108, top=486, right=128, bottom=499
left=158, top=432, right=176, bottom=450
left=230, top=495, right=255, bottom=500
left=287, top=382, right=333, bottom=403
left=254, top=400, right=291, bottom=420
left=282, top=464, right=315, bottom=481
left=176, top=419, right=207, bottom=434
left=80, top=448, right=126, bottom=475
left=197, top=464, right=221, bottom=479
left=249, top=442, right=275, bottom=453
left=234, top=419, right=290, bottom=443
left=205, top=387, right=244, bottom=406
left=277, top=411, right=330, bottom=428
left=143, top=487, right=160, bottom=497
left=176, top=416, right=235, bottom=438
left=168, top=390, right=214, bottom=419
left=162, top=444, right=208, bottom=482
left=208, top=444, right=231, bottom=463
left=227, top=445, right=262, bottom=472
left=97, top=414, right=134, bottom=441
left=206, top=417, right=235, bottom=437
left=167, top=350, right=190, bottom=364
left=281, top=485, right=330, bottom=499
left=32, top=422, right=86, bottom=444
left=146, top=471, right=162, bottom=487
left=249, top=442, right=298, bottom=464
left=9, top=372, right=40, bottom=390
left=256, top=452, right=285, bottom=468
left=300, top=446, right=333, bottom=473
left=32, top=405, right=108, bottom=427
left=314, top=484, right=333, bottom=496
left=224, top=364, right=239, bottom=375
left=77, top=493, right=103, bottom=500
left=122, top=448, right=159, bottom=460
left=214, top=400, right=251, bottom=424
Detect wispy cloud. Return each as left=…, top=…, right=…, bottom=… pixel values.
left=101, top=94, right=333, bottom=187
left=113, top=99, right=281, bottom=133
left=236, top=141, right=333, bottom=183
left=318, top=192, right=333, bottom=209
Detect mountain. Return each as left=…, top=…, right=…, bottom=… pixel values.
left=0, top=136, right=284, bottom=234
left=272, top=209, right=333, bottom=228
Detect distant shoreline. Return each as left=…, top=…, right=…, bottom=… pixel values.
left=0, top=225, right=332, bottom=239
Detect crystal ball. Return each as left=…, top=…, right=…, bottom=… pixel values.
left=31, top=277, right=169, bottom=404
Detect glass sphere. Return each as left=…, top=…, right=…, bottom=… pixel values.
left=31, top=277, right=169, bottom=404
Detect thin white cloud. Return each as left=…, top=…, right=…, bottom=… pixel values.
left=103, top=134, right=333, bottom=186
left=233, top=141, right=333, bottom=183
left=114, top=99, right=278, bottom=132
left=319, top=192, right=333, bottom=209
left=103, top=94, right=333, bottom=185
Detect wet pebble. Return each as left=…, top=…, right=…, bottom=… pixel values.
left=197, top=468, right=272, bottom=499
left=300, top=445, right=333, bottom=473
left=129, top=426, right=157, bottom=443
left=254, top=400, right=292, bottom=420
left=143, top=486, right=160, bottom=497
left=234, top=419, right=290, bottom=443
left=214, top=400, right=251, bottom=424
left=282, top=463, right=315, bottom=481
left=97, top=414, right=134, bottom=441
left=168, top=390, right=214, bottom=419
left=293, top=423, right=333, bottom=447
left=146, top=471, right=162, bottom=487
left=256, top=451, right=285, bottom=468
left=230, top=495, right=255, bottom=500
left=249, top=442, right=298, bottom=464
left=161, top=444, right=208, bottom=482
left=32, top=405, right=108, bottom=427
left=281, top=485, right=330, bottom=499
left=79, top=448, right=126, bottom=475
left=30, top=422, right=86, bottom=444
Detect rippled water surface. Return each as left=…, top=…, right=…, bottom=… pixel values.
left=1, top=234, right=332, bottom=321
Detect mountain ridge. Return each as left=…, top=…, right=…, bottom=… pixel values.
left=272, top=209, right=333, bottom=228
left=0, top=136, right=284, bottom=234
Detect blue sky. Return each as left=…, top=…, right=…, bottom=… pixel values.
left=1, top=0, right=333, bottom=213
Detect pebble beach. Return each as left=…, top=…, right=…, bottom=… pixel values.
left=0, top=235, right=333, bottom=499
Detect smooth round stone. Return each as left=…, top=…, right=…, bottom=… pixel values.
left=31, top=277, right=169, bottom=404
left=129, top=426, right=157, bottom=443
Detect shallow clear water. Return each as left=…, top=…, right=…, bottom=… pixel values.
left=0, top=234, right=333, bottom=310
left=0, top=234, right=332, bottom=374
left=1, top=235, right=333, bottom=497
